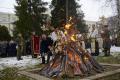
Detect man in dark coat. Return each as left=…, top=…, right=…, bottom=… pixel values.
left=25, top=39, right=31, bottom=55
left=40, top=34, right=53, bottom=64
left=8, top=40, right=17, bottom=57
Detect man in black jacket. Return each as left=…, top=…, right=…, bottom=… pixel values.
left=40, top=34, right=53, bottom=64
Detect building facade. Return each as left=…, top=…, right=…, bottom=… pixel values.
left=0, top=12, right=18, bottom=36
left=85, top=20, right=98, bottom=34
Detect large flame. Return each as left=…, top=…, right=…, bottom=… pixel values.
left=65, top=23, right=71, bottom=30
left=64, top=17, right=77, bottom=42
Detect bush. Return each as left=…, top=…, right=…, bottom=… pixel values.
left=0, top=25, right=11, bottom=41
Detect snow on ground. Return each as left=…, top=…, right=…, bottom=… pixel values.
left=111, top=46, right=120, bottom=53
left=110, top=46, right=120, bottom=57
left=0, top=55, right=41, bottom=70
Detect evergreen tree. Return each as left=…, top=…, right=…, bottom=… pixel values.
left=14, top=0, right=47, bottom=39
left=28, top=0, right=48, bottom=35
left=15, top=0, right=31, bottom=39
left=77, top=11, right=87, bottom=33
left=51, top=0, right=87, bottom=33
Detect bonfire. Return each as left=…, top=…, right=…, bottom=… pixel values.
left=40, top=17, right=104, bottom=78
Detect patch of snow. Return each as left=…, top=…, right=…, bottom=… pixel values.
left=110, top=46, right=120, bottom=57
left=0, top=55, right=41, bottom=70
left=111, top=46, right=120, bottom=52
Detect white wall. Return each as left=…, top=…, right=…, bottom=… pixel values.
left=0, top=12, right=18, bottom=36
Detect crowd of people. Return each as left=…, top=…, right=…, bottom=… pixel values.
left=0, top=36, right=31, bottom=59
left=0, top=40, right=17, bottom=57
left=0, top=25, right=113, bottom=63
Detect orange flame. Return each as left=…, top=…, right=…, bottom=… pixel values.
left=75, top=54, right=81, bottom=63
left=70, top=34, right=76, bottom=42
left=65, top=23, right=71, bottom=30
left=64, top=16, right=77, bottom=42
left=65, top=17, right=73, bottom=29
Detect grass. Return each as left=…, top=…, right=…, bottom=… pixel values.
left=96, top=55, right=120, bottom=64
left=0, top=67, right=31, bottom=80
left=0, top=63, right=46, bottom=80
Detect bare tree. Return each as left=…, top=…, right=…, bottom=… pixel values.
left=94, top=0, right=120, bottom=25
left=94, top=0, right=120, bottom=45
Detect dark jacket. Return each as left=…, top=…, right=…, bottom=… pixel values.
left=103, top=39, right=111, bottom=49
left=102, top=29, right=111, bottom=49
left=40, top=37, right=53, bottom=53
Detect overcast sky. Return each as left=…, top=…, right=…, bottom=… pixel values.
left=0, top=0, right=116, bottom=21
